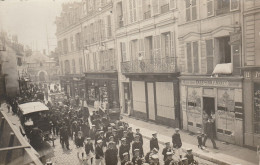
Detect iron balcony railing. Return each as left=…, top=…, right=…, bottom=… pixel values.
left=121, top=56, right=178, bottom=73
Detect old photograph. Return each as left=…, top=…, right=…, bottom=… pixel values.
left=0, top=0, right=259, bottom=164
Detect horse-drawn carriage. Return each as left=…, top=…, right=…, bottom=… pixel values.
left=18, top=102, right=53, bottom=148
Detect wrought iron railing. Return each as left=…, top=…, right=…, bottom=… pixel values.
left=161, top=4, right=169, bottom=14
left=144, top=10, right=151, bottom=19
left=121, top=56, right=178, bottom=73
left=98, top=60, right=117, bottom=72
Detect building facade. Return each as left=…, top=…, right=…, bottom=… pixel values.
left=115, top=0, right=180, bottom=127
left=178, top=0, right=243, bottom=146
left=242, top=0, right=260, bottom=148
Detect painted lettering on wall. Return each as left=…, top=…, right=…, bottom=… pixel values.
left=181, top=80, right=241, bottom=88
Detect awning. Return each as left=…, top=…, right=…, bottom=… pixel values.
left=18, top=102, right=49, bottom=115
left=212, top=63, right=233, bottom=75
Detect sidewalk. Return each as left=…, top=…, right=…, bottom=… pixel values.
left=121, top=115, right=258, bottom=165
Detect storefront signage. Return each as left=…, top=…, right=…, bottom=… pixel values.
left=181, top=80, right=241, bottom=88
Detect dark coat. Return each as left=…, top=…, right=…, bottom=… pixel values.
left=135, top=132, right=143, bottom=145
left=126, top=132, right=134, bottom=143
left=162, top=147, right=172, bottom=161
left=205, top=121, right=215, bottom=137
left=105, top=148, right=118, bottom=165
left=150, top=137, right=159, bottom=151
left=95, top=145, right=104, bottom=159
left=132, top=141, right=144, bottom=157
left=119, top=144, right=130, bottom=160
left=172, top=133, right=182, bottom=148
left=75, top=137, right=84, bottom=147
left=85, top=142, right=94, bottom=154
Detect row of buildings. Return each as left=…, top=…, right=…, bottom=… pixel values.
left=55, top=0, right=260, bottom=148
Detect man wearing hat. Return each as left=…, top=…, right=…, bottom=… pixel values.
left=126, top=127, right=134, bottom=145
left=135, top=128, right=143, bottom=146
left=118, top=126, right=124, bottom=140
left=132, top=135, right=144, bottom=157
left=150, top=132, right=159, bottom=151
left=105, top=141, right=118, bottom=165
left=144, top=148, right=158, bottom=164
left=95, top=140, right=104, bottom=165
left=85, top=137, right=94, bottom=165
left=164, top=152, right=174, bottom=165
left=132, top=149, right=143, bottom=165
left=75, top=131, right=85, bottom=159
left=97, top=131, right=107, bottom=148
left=162, top=142, right=173, bottom=161
left=106, top=127, right=113, bottom=142
left=150, top=154, right=159, bottom=165
left=119, top=138, right=130, bottom=161
left=112, top=129, right=119, bottom=144
left=172, top=128, right=182, bottom=158
left=184, top=148, right=197, bottom=165
left=121, top=152, right=130, bottom=165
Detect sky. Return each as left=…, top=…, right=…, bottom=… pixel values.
left=0, top=0, right=79, bottom=54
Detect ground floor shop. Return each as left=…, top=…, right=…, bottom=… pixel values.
left=243, top=68, right=260, bottom=148
left=179, top=76, right=243, bottom=146
left=125, top=74, right=180, bottom=127
left=85, top=72, right=119, bottom=110
left=60, top=75, right=85, bottom=99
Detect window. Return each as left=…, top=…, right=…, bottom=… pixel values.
left=117, top=2, right=124, bottom=28
left=217, top=36, right=231, bottom=63
left=207, top=0, right=214, bottom=17
left=70, top=36, right=74, bottom=52
left=152, top=0, right=159, bottom=16
left=93, top=52, right=97, bottom=70
left=130, top=40, right=138, bottom=61
left=160, top=0, right=169, bottom=14
left=129, top=0, right=137, bottom=23
left=107, top=15, right=112, bottom=38
left=101, top=19, right=106, bottom=40
left=254, top=83, right=260, bottom=134
left=186, top=0, right=197, bottom=22
left=63, top=39, right=68, bottom=54
left=60, top=61, right=63, bottom=75
left=169, top=0, right=176, bottom=10
left=206, top=39, right=214, bottom=74
left=79, top=58, right=83, bottom=74
left=72, top=59, right=76, bottom=74
left=143, top=0, right=151, bottom=19
left=186, top=41, right=199, bottom=73
left=161, top=32, right=171, bottom=58
left=120, top=42, right=127, bottom=62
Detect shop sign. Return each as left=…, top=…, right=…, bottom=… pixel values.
left=181, top=79, right=241, bottom=88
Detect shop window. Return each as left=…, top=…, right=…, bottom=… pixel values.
left=186, top=0, right=197, bottom=22
left=186, top=41, right=199, bottom=73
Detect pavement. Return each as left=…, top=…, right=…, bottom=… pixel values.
left=119, top=113, right=258, bottom=165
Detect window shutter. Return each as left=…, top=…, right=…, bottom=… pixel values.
left=129, top=0, right=133, bottom=23
left=206, top=39, right=214, bottom=74
left=138, top=0, right=143, bottom=21
left=193, top=41, right=199, bottom=73
left=186, top=43, right=192, bottom=73
left=230, top=0, right=239, bottom=11
left=107, top=15, right=112, bottom=38
left=133, top=0, right=137, bottom=22
left=191, top=0, right=197, bottom=20
left=207, top=0, right=214, bottom=17
left=171, top=32, right=175, bottom=57
left=157, top=35, right=161, bottom=58
left=169, top=0, right=175, bottom=10
left=232, top=45, right=240, bottom=75
left=121, top=42, right=126, bottom=62
left=139, top=39, right=144, bottom=57
left=153, top=35, right=157, bottom=58
left=152, top=0, right=159, bottom=16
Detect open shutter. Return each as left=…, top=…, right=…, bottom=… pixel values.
left=206, top=39, right=214, bottom=74
left=232, top=45, right=240, bottom=75
left=138, top=0, right=143, bottom=21
left=207, top=0, right=214, bottom=17
left=171, top=31, right=175, bottom=57
left=139, top=39, right=144, bottom=58
left=193, top=41, right=199, bottom=73
left=133, top=0, right=137, bottom=22
left=153, top=35, right=157, bottom=58
left=152, top=0, right=159, bottom=16
left=122, top=0, right=127, bottom=25
left=156, top=35, right=161, bottom=58
left=169, top=0, right=175, bottom=10
left=186, top=43, right=192, bottom=73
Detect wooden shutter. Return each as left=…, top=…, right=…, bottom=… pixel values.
left=186, top=43, right=192, bottom=73
left=152, top=0, right=159, bottom=16
left=191, top=0, right=197, bottom=20
left=153, top=35, right=157, bottom=58
left=133, top=0, right=137, bottom=22
left=193, top=41, right=199, bottom=73
left=139, top=39, right=144, bottom=57
left=186, top=0, right=191, bottom=22
left=129, top=0, right=133, bottom=23
left=107, top=15, right=112, bottom=38
left=171, top=31, right=175, bottom=57
left=169, top=0, right=175, bottom=10
left=121, top=42, right=126, bottom=62
left=206, top=39, right=214, bottom=74
left=122, top=0, right=127, bottom=25
left=138, top=0, right=143, bottom=21
left=232, top=45, right=240, bottom=75
left=156, top=35, right=161, bottom=58
left=207, top=0, right=214, bottom=17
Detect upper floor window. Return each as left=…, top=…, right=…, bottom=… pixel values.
left=161, top=32, right=171, bottom=58
left=64, top=60, right=70, bottom=74
left=212, top=0, right=239, bottom=16
left=120, top=42, right=127, bottom=62
left=186, top=0, right=197, bottom=22
left=116, top=2, right=124, bottom=28
left=186, top=41, right=199, bottom=73
left=72, top=59, right=76, bottom=74
left=107, top=15, right=112, bottom=38
left=70, top=36, right=74, bottom=52
left=160, top=0, right=169, bottom=14
left=129, top=0, right=137, bottom=23
left=143, top=0, right=151, bottom=19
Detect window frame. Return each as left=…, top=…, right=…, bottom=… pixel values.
left=186, top=41, right=199, bottom=74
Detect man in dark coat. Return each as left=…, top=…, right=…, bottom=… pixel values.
left=106, top=127, right=113, bottom=142
left=119, top=138, right=130, bottom=161
left=202, top=118, right=218, bottom=149
left=105, top=141, right=118, bottom=165
left=95, top=140, right=104, bottom=165
left=135, top=128, right=143, bottom=146
left=150, top=132, right=159, bottom=151
left=162, top=142, right=173, bottom=161
left=126, top=127, right=134, bottom=144
left=60, top=125, right=70, bottom=150
left=132, top=135, right=144, bottom=157
left=172, top=128, right=182, bottom=158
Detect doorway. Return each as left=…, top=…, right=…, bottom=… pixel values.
left=203, top=97, right=215, bottom=116
left=123, top=83, right=130, bottom=114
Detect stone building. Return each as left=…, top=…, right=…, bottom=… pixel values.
left=178, top=0, right=243, bottom=146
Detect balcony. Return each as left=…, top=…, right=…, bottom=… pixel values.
left=144, top=10, right=151, bottom=20
left=161, top=4, right=169, bottom=14
left=121, top=56, right=178, bottom=74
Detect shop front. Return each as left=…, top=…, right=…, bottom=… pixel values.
left=126, top=74, right=180, bottom=128
left=179, top=76, right=243, bottom=146
left=243, top=68, right=260, bottom=148
left=85, top=72, right=119, bottom=110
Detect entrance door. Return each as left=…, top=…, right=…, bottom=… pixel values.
left=147, top=82, right=156, bottom=120
left=203, top=97, right=215, bottom=116
left=123, top=83, right=130, bottom=114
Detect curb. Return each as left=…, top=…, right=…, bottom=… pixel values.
left=122, top=115, right=231, bottom=165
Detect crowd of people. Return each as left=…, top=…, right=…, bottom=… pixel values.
left=3, top=83, right=201, bottom=165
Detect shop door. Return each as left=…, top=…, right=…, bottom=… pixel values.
left=147, top=82, right=156, bottom=120
left=123, top=83, right=130, bottom=114
left=203, top=97, right=216, bottom=137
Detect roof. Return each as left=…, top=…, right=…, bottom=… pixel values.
left=18, top=102, right=49, bottom=115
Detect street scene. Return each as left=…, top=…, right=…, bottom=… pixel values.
left=0, top=0, right=259, bottom=165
